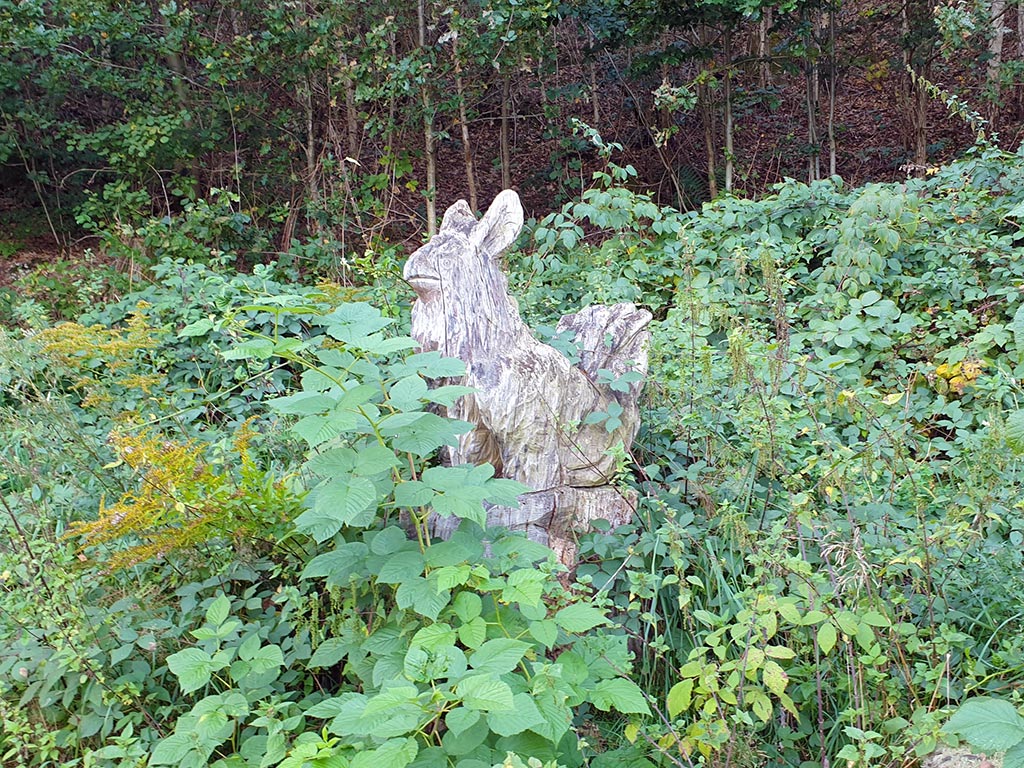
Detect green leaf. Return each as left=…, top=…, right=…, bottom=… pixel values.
left=502, top=569, right=547, bottom=608
left=381, top=413, right=472, bottom=456
left=818, top=622, right=838, bottom=654
left=762, top=660, right=788, bottom=697
left=1004, top=740, right=1024, bottom=768
left=946, top=697, right=1024, bottom=752
left=350, top=738, right=418, bottom=768
left=554, top=604, right=611, bottom=633
left=297, top=476, right=379, bottom=541
left=452, top=592, right=483, bottom=622
left=445, top=707, right=480, bottom=737
left=377, top=550, right=426, bottom=584
left=487, top=693, right=545, bottom=736
left=395, top=577, right=450, bottom=621
left=528, top=620, right=558, bottom=649
left=167, top=648, right=227, bottom=694
left=458, top=616, right=488, bottom=649
left=247, top=645, right=284, bottom=675
left=457, top=674, right=515, bottom=712
left=302, top=542, right=369, bottom=585
left=1006, top=410, right=1024, bottom=454
left=469, top=639, right=531, bottom=675
left=309, top=638, right=355, bottom=668
left=150, top=733, right=197, bottom=765
left=206, top=594, right=230, bottom=627
left=411, top=623, right=457, bottom=652
left=667, top=679, right=693, bottom=718
left=590, top=678, right=651, bottom=715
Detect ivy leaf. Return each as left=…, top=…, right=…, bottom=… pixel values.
left=296, top=476, right=379, bottom=541
left=946, top=697, right=1024, bottom=752
left=590, top=678, right=650, bottom=715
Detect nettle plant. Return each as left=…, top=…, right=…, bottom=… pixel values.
left=152, top=300, right=651, bottom=768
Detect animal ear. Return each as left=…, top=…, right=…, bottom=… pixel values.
left=440, top=199, right=476, bottom=234
left=470, top=190, right=524, bottom=258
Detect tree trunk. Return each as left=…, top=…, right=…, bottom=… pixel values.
left=989, top=0, right=1007, bottom=128
left=300, top=74, right=321, bottom=232
left=759, top=8, right=773, bottom=89
left=500, top=75, right=512, bottom=189
left=803, top=11, right=820, bottom=182
left=452, top=36, right=478, bottom=211
left=724, top=29, right=734, bottom=192
left=827, top=1, right=838, bottom=176
left=418, top=0, right=436, bottom=235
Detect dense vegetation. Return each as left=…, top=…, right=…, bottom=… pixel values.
left=5, top=1, right=1024, bottom=766
left=4, top=128, right=1024, bottom=767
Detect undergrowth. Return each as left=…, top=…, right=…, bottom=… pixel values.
left=2, top=143, right=1024, bottom=767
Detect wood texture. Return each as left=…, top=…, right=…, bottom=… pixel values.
left=404, top=190, right=652, bottom=563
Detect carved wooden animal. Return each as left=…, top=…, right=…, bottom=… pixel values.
left=403, top=190, right=652, bottom=563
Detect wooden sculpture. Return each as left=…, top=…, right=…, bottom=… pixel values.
left=403, top=190, right=652, bottom=564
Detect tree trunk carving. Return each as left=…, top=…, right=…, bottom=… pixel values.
left=403, top=191, right=652, bottom=564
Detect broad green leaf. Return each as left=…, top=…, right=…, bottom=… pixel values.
left=554, top=604, right=610, bottom=633
left=381, top=412, right=472, bottom=456
left=268, top=391, right=337, bottom=415
left=149, top=733, right=197, bottom=765
left=410, top=623, right=457, bottom=651
left=305, top=638, right=354, bottom=671
left=297, top=476, right=379, bottom=541
left=452, top=592, right=483, bottom=623
left=818, top=622, right=838, bottom=654
left=1006, top=410, right=1024, bottom=454
left=167, top=648, right=226, bottom=694
left=457, top=674, right=515, bottom=712
left=528, top=620, right=558, bottom=649
left=946, top=697, right=1024, bottom=752
left=590, top=678, right=650, bottom=715
left=445, top=707, right=480, bottom=737
left=350, top=738, right=418, bottom=768
left=667, top=679, right=693, bottom=718
left=469, top=639, right=531, bottom=675
left=377, top=550, right=426, bottom=584
left=301, top=542, right=369, bottom=585
left=247, top=645, right=284, bottom=675
left=395, top=577, right=450, bottom=621
left=487, top=692, right=544, bottom=736
left=762, top=660, right=788, bottom=697
left=206, top=594, right=230, bottom=627
left=502, top=569, right=547, bottom=608
left=1004, top=740, right=1024, bottom=768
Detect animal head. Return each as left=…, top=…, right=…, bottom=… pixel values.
left=403, top=190, right=524, bottom=303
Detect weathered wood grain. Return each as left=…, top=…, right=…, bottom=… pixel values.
left=403, top=190, right=652, bottom=563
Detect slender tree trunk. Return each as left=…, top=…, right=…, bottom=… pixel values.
left=724, top=29, right=734, bottom=192
left=452, top=35, right=478, bottom=211
left=827, top=1, right=838, bottom=176
left=902, top=0, right=930, bottom=172
left=343, top=68, right=359, bottom=162
left=500, top=75, right=512, bottom=189
left=418, top=0, right=436, bottom=235
left=300, top=74, right=321, bottom=232
left=588, top=28, right=600, bottom=127
left=699, top=26, right=718, bottom=198
left=803, top=11, right=820, bottom=182
left=759, top=9, right=773, bottom=89
left=989, top=0, right=1007, bottom=128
